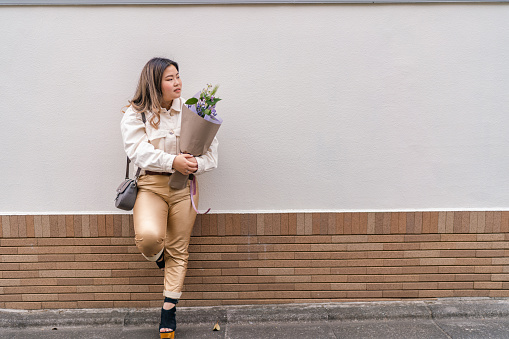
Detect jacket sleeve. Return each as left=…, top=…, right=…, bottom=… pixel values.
left=120, top=108, right=176, bottom=173
left=195, top=136, right=218, bottom=175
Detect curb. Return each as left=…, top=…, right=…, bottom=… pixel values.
left=1, top=298, right=509, bottom=328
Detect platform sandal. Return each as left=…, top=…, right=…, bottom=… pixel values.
left=159, top=297, right=178, bottom=339
left=156, top=252, right=165, bottom=269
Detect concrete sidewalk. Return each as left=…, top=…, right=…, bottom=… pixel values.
left=1, top=298, right=509, bottom=338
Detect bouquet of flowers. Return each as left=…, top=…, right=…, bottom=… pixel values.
left=185, top=83, right=221, bottom=120
left=169, top=84, right=223, bottom=194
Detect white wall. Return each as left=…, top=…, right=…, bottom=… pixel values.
left=1, top=4, right=508, bottom=214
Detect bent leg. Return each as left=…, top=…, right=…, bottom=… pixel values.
left=133, top=189, right=168, bottom=261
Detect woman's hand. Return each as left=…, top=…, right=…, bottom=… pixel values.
left=172, top=153, right=198, bottom=175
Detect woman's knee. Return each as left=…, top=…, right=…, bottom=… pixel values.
left=135, top=230, right=164, bottom=258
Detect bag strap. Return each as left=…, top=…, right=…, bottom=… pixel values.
left=189, top=175, right=211, bottom=215
left=125, top=112, right=146, bottom=179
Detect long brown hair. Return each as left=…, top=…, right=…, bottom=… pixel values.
left=129, top=57, right=179, bottom=129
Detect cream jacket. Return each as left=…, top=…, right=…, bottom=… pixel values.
left=120, top=97, right=218, bottom=175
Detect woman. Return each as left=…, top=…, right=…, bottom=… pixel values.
left=121, top=57, right=218, bottom=339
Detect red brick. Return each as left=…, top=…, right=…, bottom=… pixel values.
left=348, top=275, right=384, bottom=283
left=74, top=215, right=82, bottom=237
left=477, top=234, right=505, bottom=241
left=58, top=293, right=95, bottom=301
left=0, top=295, right=22, bottom=302
left=90, top=215, right=99, bottom=238
left=320, top=213, right=329, bottom=235
left=79, top=301, right=115, bottom=308
left=5, top=302, right=42, bottom=310
left=454, top=290, right=490, bottom=297
left=296, top=267, right=331, bottom=275
left=57, top=215, right=66, bottom=237
left=336, top=213, right=344, bottom=235
left=455, top=274, right=490, bottom=281
left=97, top=215, right=106, bottom=237
left=430, top=212, right=439, bottom=233
left=383, top=242, right=420, bottom=251
left=241, top=214, right=252, bottom=236
left=414, top=212, right=423, bottom=234
left=445, top=212, right=454, bottom=233
left=420, top=273, right=455, bottom=281
left=221, top=268, right=258, bottom=276
left=294, top=235, right=330, bottom=244
left=366, top=283, right=402, bottom=290
left=406, top=213, right=415, bottom=234
left=232, top=214, right=242, bottom=236
left=64, top=215, right=73, bottom=237
left=438, top=282, right=474, bottom=289
left=383, top=290, right=419, bottom=298
left=257, top=268, right=293, bottom=276
left=10, top=215, right=19, bottom=238
left=453, top=211, right=463, bottom=233
left=501, top=212, right=509, bottom=233
left=192, top=214, right=202, bottom=236
left=390, top=213, right=399, bottom=234
left=311, top=291, right=347, bottom=299
left=105, top=215, right=113, bottom=237
left=42, top=301, right=78, bottom=309
left=440, top=250, right=476, bottom=258
left=422, top=212, right=431, bottom=234
left=488, top=290, right=509, bottom=297
left=113, top=215, right=122, bottom=237
left=419, top=290, right=454, bottom=298
left=344, top=213, right=352, bottom=234
left=347, top=291, right=383, bottom=299
left=312, top=213, right=320, bottom=235
left=401, top=282, right=438, bottom=290
left=476, top=249, right=505, bottom=257
left=326, top=213, right=336, bottom=235
left=374, top=213, right=383, bottom=234
left=462, top=212, right=470, bottom=233
left=331, top=235, right=368, bottom=243
left=17, top=216, right=27, bottom=238
left=385, top=275, right=419, bottom=282
left=288, top=213, right=297, bottom=235
left=398, top=213, right=407, bottom=234
left=209, top=214, right=218, bottom=236
left=369, top=251, right=403, bottom=259
left=26, top=216, right=35, bottom=238
left=405, top=234, right=441, bottom=242
left=370, top=235, right=407, bottom=242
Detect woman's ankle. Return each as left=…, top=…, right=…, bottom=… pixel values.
left=163, top=302, right=175, bottom=310
left=163, top=297, right=178, bottom=310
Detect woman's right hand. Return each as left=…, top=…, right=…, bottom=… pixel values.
left=172, top=153, right=198, bottom=175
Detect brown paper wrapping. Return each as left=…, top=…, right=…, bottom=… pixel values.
left=169, top=105, right=221, bottom=189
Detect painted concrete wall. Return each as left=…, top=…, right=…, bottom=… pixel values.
left=0, top=4, right=508, bottom=214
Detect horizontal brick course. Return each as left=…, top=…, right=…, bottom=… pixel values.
left=1, top=211, right=508, bottom=309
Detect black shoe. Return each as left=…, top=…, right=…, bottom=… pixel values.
left=156, top=252, right=165, bottom=269
left=159, top=298, right=178, bottom=338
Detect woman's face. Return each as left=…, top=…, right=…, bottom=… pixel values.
left=160, top=65, right=182, bottom=109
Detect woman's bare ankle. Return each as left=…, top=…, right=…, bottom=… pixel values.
left=163, top=302, right=175, bottom=310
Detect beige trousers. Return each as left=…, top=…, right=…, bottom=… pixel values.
left=133, top=174, right=198, bottom=299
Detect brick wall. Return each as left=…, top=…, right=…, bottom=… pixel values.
left=1, top=212, right=508, bottom=309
